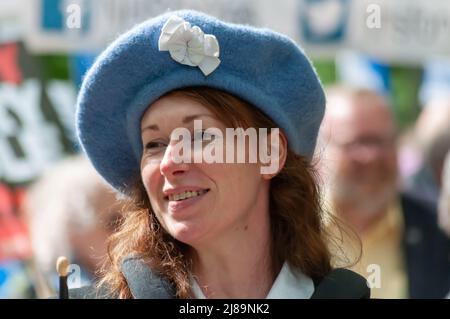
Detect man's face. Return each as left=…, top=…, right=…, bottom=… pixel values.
left=322, top=95, right=398, bottom=212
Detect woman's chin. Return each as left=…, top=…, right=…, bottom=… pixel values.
left=167, top=221, right=208, bottom=246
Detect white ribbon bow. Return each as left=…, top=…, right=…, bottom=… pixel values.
left=158, top=15, right=221, bottom=76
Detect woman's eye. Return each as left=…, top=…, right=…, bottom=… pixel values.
left=144, top=141, right=167, bottom=152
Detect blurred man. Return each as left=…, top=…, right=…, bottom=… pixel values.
left=318, top=86, right=450, bottom=298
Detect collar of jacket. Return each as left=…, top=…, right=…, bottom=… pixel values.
left=121, top=256, right=176, bottom=299
left=121, top=257, right=370, bottom=299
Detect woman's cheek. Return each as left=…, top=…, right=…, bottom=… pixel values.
left=141, top=161, right=161, bottom=201
left=140, top=164, right=151, bottom=191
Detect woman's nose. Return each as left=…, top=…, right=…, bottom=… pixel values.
left=159, top=142, right=190, bottom=177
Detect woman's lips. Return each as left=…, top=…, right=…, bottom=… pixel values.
left=167, top=189, right=210, bottom=213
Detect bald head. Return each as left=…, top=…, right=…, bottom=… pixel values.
left=321, top=87, right=396, bottom=145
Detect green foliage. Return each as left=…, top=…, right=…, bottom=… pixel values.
left=37, top=54, right=70, bottom=80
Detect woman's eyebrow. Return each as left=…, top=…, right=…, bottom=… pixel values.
left=182, top=114, right=216, bottom=123
left=141, top=114, right=216, bottom=133
left=141, top=124, right=159, bottom=132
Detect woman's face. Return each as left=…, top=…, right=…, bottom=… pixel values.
left=140, top=95, right=271, bottom=247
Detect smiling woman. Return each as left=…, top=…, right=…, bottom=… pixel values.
left=73, top=10, right=369, bottom=299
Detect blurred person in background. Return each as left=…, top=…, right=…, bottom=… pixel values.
left=439, top=151, right=450, bottom=237
left=404, top=96, right=450, bottom=205
left=318, top=86, right=450, bottom=298
left=23, top=155, right=121, bottom=298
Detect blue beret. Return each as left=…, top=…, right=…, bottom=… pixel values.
left=76, top=10, right=326, bottom=192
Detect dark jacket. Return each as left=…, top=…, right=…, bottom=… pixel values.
left=401, top=193, right=450, bottom=298
left=67, top=257, right=370, bottom=299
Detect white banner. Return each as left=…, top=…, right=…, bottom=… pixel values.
left=0, top=0, right=22, bottom=43
left=349, top=0, right=450, bottom=64
left=21, top=0, right=290, bottom=53
left=299, top=0, right=450, bottom=64
left=14, top=0, right=450, bottom=63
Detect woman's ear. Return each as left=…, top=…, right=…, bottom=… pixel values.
left=261, top=129, right=288, bottom=180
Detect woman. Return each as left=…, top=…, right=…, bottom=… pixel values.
left=73, top=10, right=368, bottom=299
